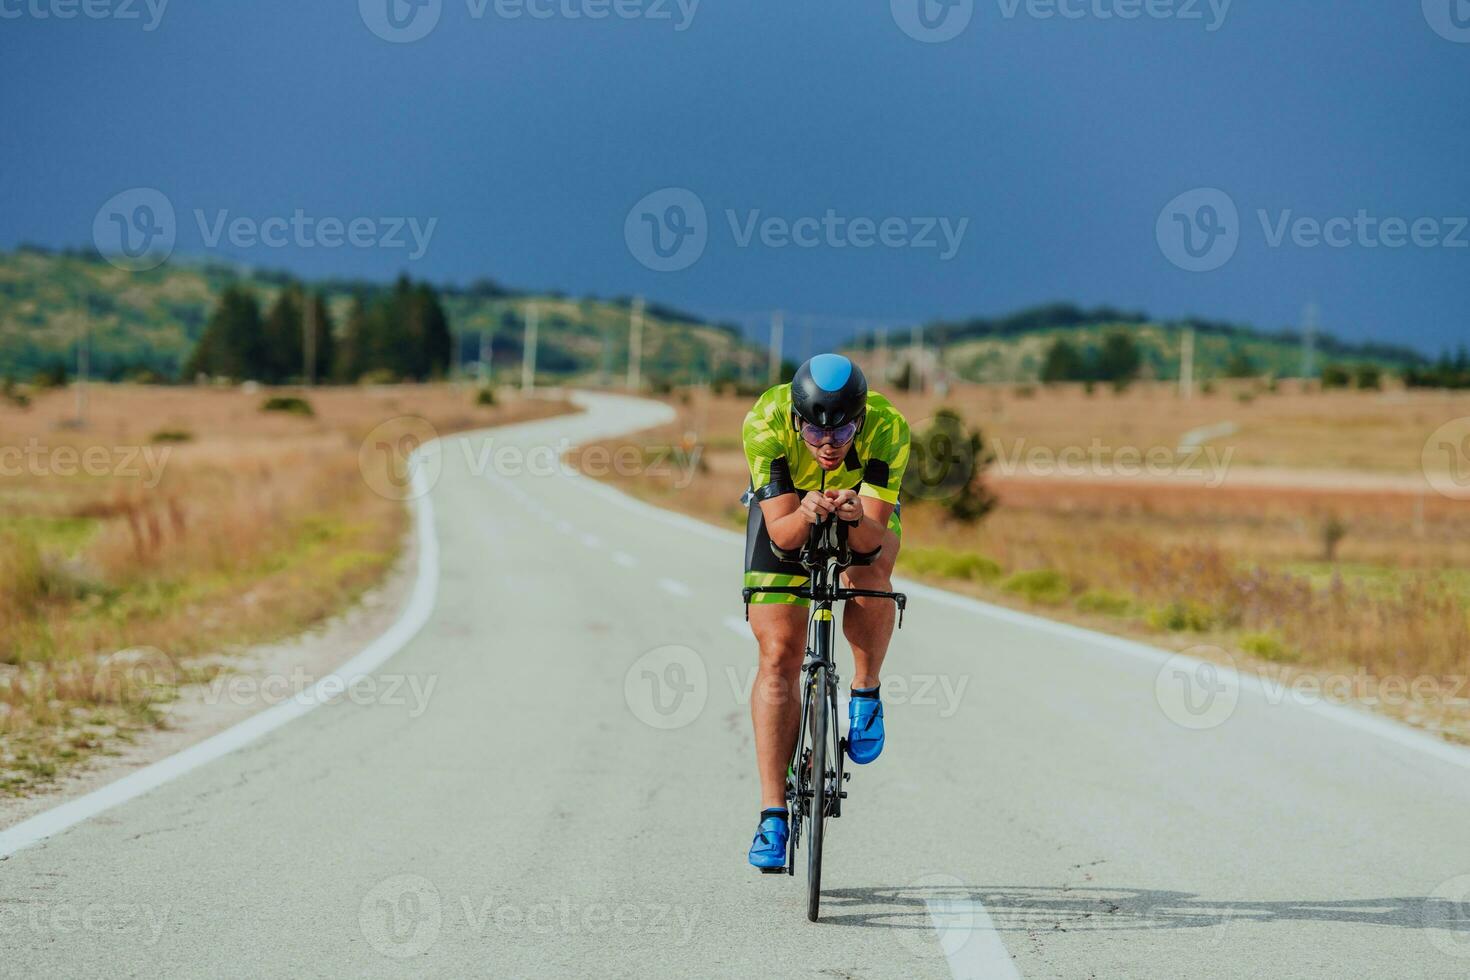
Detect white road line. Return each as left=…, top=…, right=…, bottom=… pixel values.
left=924, top=890, right=1023, bottom=980
left=581, top=533, right=602, bottom=549
left=0, top=448, right=444, bottom=859
left=723, top=615, right=749, bottom=637
left=658, top=578, right=693, bottom=598
left=612, top=551, right=638, bottom=569
left=555, top=520, right=573, bottom=534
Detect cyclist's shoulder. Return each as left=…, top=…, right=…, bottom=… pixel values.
left=744, top=383, right=792, bottom=426
left=863, top=390, right=908, bottom=428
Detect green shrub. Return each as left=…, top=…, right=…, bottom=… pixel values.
left=900, top=547, right=1002, bottom=583
left=901, top=409, right=997, bottom=524
left=1147, top=599, right=1215, bottom=632
left=1240, top=631, right=1295, bottom=662
left=150, top=429, right=193, bottom=444
left=1076, top=589, right=1133, bottom=617
left=1001, top=568, right=1071, bottom=605
left=1320, top=363, right=1352, bottom=389
left=261, top=395, right=314, bottom=417
left=475, top=386, right=497, bottom=406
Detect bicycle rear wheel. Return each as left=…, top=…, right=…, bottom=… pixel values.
left=806, top=663, right=828, bottom=922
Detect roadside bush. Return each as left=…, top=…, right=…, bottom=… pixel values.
left=900, top=548, right=1001, bottom=583
left=261, top=395, right=314, bottom=417
left=1240, top=631, right=1295, bottom=662
left=901, top=409, right=997, bottom=524
left=475, top=386, right=497, bottom=406
left=1076, top=589, right=1133, bottom=617
left=1146, top=599, right=1215, bottom=633
left=1355, top=364, right=1382, bottom=390
left=1001, top=568, right=1071, bottom=605
left=150, top=429, right=194, bottom=444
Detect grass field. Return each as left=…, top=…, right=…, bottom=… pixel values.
left=0, top=382, right=568, bottom=794
left=574, top=380, right=1470, bottom=741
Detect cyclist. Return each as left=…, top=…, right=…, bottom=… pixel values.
left=742, top=353, right=910, bottom=870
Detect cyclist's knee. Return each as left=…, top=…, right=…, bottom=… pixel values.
left=846, top=559, right=893, bottom=592
left=750, top=606, right=805, bottom=671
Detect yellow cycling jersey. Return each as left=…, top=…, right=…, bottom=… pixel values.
left=741, top=383, right=911, bottom=506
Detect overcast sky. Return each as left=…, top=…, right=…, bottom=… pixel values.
left=2, top=0, right=1466, bottom=352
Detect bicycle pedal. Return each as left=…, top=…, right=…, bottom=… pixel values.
left=759, top=866, right=787, bottom=875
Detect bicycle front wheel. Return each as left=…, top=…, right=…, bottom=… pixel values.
left=806, top=663, right=828, bottom=922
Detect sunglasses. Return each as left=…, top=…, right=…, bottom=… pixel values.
left=798, top=418, right=860, bottom=448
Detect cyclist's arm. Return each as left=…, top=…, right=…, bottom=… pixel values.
left=846, top=496, right=893, bottom=553
left=758, top=492, right=836, bottom=552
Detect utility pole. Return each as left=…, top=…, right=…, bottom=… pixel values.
left=521, top=303, right=538, bottom=393
left=479, top=327, right=492, bottom=385
left=1301, top=301, right=1318, bottom=380
left=303, top=292, right=317, bottom=387
left=876, top=326, right=888, bottom=382
left=449, top=314, right=460, bottom=383
left=768, top=310, right=783, bottom=384
left=628, top=296, right=644, bottom=390
left=1179, top=326, right=1195, bottom=400
left=909, top=323, right=925, bottom=394
left=75, top=314, right=89, bottom=426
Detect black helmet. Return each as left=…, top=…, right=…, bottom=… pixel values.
left=791, top=354, right=868, bottom=428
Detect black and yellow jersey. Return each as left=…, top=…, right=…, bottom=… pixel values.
left=741, top=384, right=911, bottom=506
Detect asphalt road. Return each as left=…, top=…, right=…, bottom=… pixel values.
left=5, top=392, right=1470, bottom=979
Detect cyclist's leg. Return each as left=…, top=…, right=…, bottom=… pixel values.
left=841, top=512, right=901, bottom=689
left=743, top=499, right=811, bottom=810
left=748, top=603, right=806, bottom=810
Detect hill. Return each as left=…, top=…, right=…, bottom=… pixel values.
left=860, top=304, right=1426, bottom=383
left=0, top=247, right=763, bottom=385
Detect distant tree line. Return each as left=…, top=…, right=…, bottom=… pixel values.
left=1403, top=349, right=1470, bottom=390
left=857, top=302, right=1426, bottom=370
left=185, top=275, right=451, bottom=383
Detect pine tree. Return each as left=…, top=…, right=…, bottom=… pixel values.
left=185, top=285, right=265, bottom=381
left=261, top=285, right=305, bottom=383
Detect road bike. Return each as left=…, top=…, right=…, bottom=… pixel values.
left=742, top=513, right=907, bottom=921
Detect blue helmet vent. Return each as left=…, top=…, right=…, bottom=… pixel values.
left=808, top=353, right=853, bottom=392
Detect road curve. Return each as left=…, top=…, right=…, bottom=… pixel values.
left=4, top=392, right=1470, bottom=978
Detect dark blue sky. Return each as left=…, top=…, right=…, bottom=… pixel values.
left=2, top=0, right=1466, bottom=351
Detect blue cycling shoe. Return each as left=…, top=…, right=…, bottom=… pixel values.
left=847, top=687, right=884, bottom=764
left=748, top=809, right=789, bottom=872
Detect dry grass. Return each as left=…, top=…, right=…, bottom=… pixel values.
left=0, top=382, right=568, bottom=793
left=574, top=383, right=1470, bottom=741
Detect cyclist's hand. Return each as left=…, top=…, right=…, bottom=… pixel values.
left=826, top=489, right=863, bottom=523
left=798, top=491, right=836, bottom=524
